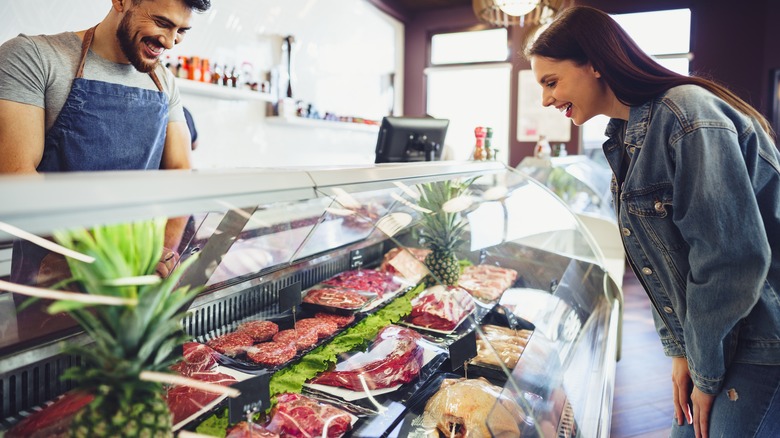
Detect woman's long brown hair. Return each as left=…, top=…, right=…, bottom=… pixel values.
left=525, top=6, right=774, bottom=139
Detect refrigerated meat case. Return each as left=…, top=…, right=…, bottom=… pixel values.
left=0, top=161, right=622, bottom=437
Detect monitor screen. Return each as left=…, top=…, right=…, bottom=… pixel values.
left=374, top=116, right=449, bottom=163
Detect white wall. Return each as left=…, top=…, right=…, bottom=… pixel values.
left=0, top=0, right=403, bottom=168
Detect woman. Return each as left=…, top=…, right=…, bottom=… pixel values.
left=526, top=6, right=780, bottom=438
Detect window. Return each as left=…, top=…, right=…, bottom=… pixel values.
left=426, top=28, right=511, bottom=162
left=582, top=9, right=692, bottom=151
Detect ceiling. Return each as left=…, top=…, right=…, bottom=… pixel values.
left=386, top=0, right=473, bottom=14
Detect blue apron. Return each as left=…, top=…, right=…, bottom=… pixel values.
left=11, top=25, right=169, bottom=285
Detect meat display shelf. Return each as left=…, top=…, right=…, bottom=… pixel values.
left=0, top=161, right=621, bottom=437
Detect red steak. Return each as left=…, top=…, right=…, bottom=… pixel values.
left=266, top=393, right=352, bottom=438
left=226, top=421, right=280, bottom=438
left=322, top=269, right=397, bottom=297
left=310, top=325, right=424, bottom=391
left=165, top=370, right=237, bottom=425
left=171, top=342, right=220, bottom=376
left=303, top=288, right=367, bottom=310
left=407, top=286, right=475, bottom=331
left=6, top=391, right=94, bottom=438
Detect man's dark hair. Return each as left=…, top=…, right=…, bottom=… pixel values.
left=132, top=0, right=211, bottom=12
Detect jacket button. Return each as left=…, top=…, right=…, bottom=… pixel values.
left=654, top=201, right=664, bottom=212
left=629, top=146, right=636, bottom=154
left=663, top=306, right=674, bottom=314
left=622, top=228, right=631, bottom=237
left=642, top=267, right=653, bottom=275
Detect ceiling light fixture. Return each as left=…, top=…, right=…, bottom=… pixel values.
left=497, top=0, right=539, bottom=17
left=473, top=0, right=567, bottom=28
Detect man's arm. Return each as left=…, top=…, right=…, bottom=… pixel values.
left=157, top=120, right=193, bottom=277
left=0, top=100, right=45, bottom=174
left=161, top=120, right=192, bottom=170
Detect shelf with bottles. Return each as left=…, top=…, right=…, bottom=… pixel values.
left=265, top=115, right=380, bottom=133
left=175, top=78, right=274, bottom=102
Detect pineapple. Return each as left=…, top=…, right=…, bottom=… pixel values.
left=416, top=179, right=474, bottom=286
left=49, top=218, right=200, bottom=437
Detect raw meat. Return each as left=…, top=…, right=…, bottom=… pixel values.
left=171, top=342, right=220, bottom=376
left=237, top=320, right=280, bottom=342
left=225, top=421, right=280, bottom=438
left=458, top=265, right=518, bottom=302
left=303, top=288, right=368, bottom=310
left=207, top=331, right=255, bottom=357
left=321, top=269, right=398, bottom=297
left=165, top=370, right=237, bottom=425
left=314, top=312, right=355, bottom=328
left=273, top=328, right=319, bottom=351
left=266, top=392, right=353, bottom=438
left=310, top=325, right=423, bottom=391
left=472, top=325, right=532, bottom=369
left=422, top=377, right=524, bottom=438
left=379, top=247, right=430, bottom=278
left=6, top=391, right=94, bottom=438
left=296, top=318, right=339, bottom=339
left=246, top=341, right=297, bottom=367
left=407, top=285, right=476, bottom=331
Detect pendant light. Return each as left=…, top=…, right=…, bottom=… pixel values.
left=472, top=0, right=567, bottom=28
left=497, top=0, right=539, bottom=17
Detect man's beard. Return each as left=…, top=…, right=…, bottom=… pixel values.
left=116, top=10, right=158, bottom=73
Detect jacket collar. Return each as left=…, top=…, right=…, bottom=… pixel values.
left=611, top=98, right=655, bottom=148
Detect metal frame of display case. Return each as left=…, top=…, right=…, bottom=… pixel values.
left=0, top=161, right=621, bottom=436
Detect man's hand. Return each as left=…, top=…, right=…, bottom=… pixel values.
left=155, top=247, right=179, bottom=278
left=691, top=386, right=715, bottom=438
left=672, top=356, right=693, bottom=425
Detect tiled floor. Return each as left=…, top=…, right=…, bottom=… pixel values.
left=610, top=267, right=674, bottom=438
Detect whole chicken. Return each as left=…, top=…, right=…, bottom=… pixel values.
left=422, top=377, right=524, bottom=438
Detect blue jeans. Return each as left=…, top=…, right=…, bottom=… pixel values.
left=671, top=363, right=780, bottom=437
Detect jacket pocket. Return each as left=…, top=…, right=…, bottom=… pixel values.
left=623, top=183, right=687, bottom=252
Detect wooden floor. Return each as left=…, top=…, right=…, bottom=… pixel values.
left=610, top=267, right=674, bottom=438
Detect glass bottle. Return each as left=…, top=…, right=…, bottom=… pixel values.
left=534, top=135, right=552, bottom=159
left=473, top=127, right=487, bottom=161
left=484, top=127, right=494, bottom=160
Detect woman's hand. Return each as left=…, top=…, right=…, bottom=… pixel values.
left=691, top=386, right=715, bottom=438
left=672, top=356, right=693, bottom=425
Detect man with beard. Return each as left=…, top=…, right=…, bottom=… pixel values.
left=0, top=0, right=211, bottom=285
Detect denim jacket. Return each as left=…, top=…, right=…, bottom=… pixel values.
left=603, top=84, right=780, bottom=394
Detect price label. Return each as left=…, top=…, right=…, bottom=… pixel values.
left=279, top=282, right=302, bottom=313
left=448, top=329, right=477, bottom=371
left=228, top=373, right=271, bottom=424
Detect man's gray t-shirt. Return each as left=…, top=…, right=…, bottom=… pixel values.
left=0, top=31, right=184, bottom=132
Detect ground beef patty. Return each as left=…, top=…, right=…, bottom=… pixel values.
left=246, top=342, right=297, bottom=367
left=273, top=328, right=318, bottom=351
left=206, top=331, right=255, bottom=357
left=237, top=320, right=279, bottom=342
left=296, top=318, right=338, bottom=339
left=314, top=312, right=355, bottom=328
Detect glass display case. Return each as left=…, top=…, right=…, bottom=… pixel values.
left=516, top=155, right=614, bottom=220
left=516, top=155, right=626, bottom=289
left=0, top=161, right=621, bottom=437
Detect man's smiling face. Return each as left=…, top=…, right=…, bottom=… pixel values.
left=116, top=0, right=192, bottom=73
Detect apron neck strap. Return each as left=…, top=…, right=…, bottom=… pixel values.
left=76, top=25, right=164, bottom=92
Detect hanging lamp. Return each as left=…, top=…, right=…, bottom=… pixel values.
left=472, top=0, right=566, bottom=28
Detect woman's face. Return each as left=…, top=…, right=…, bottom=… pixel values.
left=530, top=56, right=611, bottom=126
